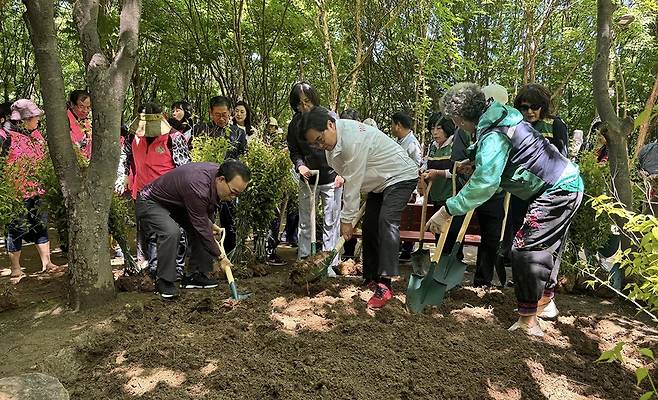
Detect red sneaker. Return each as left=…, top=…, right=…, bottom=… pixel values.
left=367, top=283, right=393, bottom=309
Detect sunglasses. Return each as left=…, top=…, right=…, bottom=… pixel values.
left=518, top=103, right=542, bottom=112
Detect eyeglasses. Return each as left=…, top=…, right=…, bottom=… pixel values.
left=518, top=103, right=542, bottom=112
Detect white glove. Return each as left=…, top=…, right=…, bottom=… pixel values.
left=426, top=206, right=452, bottom=234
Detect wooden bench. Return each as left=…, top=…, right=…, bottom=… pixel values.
left=353, top=203, right=481, bottom=246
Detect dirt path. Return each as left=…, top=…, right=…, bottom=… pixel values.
left=1, top=246, right=657, bottom=399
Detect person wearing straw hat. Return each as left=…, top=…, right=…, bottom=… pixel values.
left=299, top=106, right=418, bottom=309
left=426, top=83, right=583, bottom=337
left=116, top=103, right=191, bottom=280
left=3, top=99, right=61, bottom=281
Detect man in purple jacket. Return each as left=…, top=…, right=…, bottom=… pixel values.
left=137, top=160, right=250, bottom=300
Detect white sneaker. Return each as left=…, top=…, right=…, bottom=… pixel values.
left=508, top=320, right=545, bottom=337
left=538, top=299, right=559, bottom=320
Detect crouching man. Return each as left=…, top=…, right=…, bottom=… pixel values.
left=426, top=83, right=583, bottom=337
left=299, top=106, right=418, bottom=309
left=136, top=160, right=250, bottom=300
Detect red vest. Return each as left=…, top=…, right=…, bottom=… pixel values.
left=131, top=134, right=175, bottom=199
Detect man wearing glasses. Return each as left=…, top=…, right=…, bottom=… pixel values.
left=299, top=106, right=418, bottom=309
left=189, top=95, right=248, bottom=160
left=189, top=96, right=249, bottom=254
left=136, top=160, right=251, bottom=300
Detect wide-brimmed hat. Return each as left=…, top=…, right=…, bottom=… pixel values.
left=10, top=99, right=44, bottom=121
left=129, top=113, right=171, bottom=137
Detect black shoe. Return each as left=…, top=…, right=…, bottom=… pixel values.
left=181, top=272, right=219, bottom=289
left=155, top=279, right=179, bottom=300
left=399, top=252, right=412, bottom=262
left=266, top=253, right=286, bottom=266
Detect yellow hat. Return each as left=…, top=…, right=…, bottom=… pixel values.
left=268, top=117, right=279, bottom=127
left=129, top=113, right=171, bottom=137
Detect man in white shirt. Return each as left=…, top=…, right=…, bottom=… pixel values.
left=299, top=106, right=418, bottom=309
left=391, top=111, right=422, bottom=167
left=391, top=111, right=422, bottom=262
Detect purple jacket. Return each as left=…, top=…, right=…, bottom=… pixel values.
left=141, top=162, right=221, bottom=257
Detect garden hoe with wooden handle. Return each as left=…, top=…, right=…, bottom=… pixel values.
left=212, top=223, right=251, bottom=300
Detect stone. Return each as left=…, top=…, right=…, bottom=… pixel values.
left=0, top=373, right=69, bottom=399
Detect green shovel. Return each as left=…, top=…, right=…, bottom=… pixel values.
left=406, top=209, right=474, bottom=313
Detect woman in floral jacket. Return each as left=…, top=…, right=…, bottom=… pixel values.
left=4, top=99, right=60, bottom=280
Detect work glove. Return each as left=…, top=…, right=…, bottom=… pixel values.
left=426, top=206, right=452, bottom=234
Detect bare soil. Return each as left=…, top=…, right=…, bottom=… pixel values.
left=1, top=244, right=657, bottom=399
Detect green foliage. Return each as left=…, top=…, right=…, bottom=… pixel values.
left=597, top=342, right=658, bottom=399
left=190, top=135, right=232, bottom=164
left=590, top=195, right=658, bottom=313
left=563, top=151, right=612, bottom=275
left=233, top=139, right=292, bottom=263
left=0, top=161, right=27, bottom=229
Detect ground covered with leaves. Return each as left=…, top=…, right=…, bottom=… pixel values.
left=1, top=246, right=657, bottom=399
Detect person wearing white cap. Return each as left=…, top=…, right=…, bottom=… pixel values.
left=4, top=99, right=61, bottom=281
left=482, top=83, right=509, bottom=105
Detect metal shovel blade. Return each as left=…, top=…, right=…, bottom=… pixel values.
left=406, top=262, right=448, bottom=314
left=410, top=248, right=431, bottom=276
left=432, top=253, right=467, bottom=292
left=228, top=282, right=251, bottom=300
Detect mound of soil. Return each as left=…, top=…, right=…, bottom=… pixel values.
left=115, top=275, right=155, bottom=293
left=337, top=259, right=363, bottom=276
left=289, top=252, right=332, bottom=285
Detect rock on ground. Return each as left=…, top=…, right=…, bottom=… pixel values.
left=0, top=373, right=69, bottom=400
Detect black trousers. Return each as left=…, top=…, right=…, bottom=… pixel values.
left=136, top=198, right=213, bottom=283
left=512, top=190, right=583, bottom=314
left=219, top=201, right=237, bottom=254
left=362, top=179, right=417, bottom=280
left=472, top=194, right=505, bottom=286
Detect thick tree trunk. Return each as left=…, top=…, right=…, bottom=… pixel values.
left=592, top=0, right=634, bottom=253
left=23, top=0, right=140, bottom=309
left=634, top=70, right=658, bottom=158
left=67, top=191, right=115, bottom=307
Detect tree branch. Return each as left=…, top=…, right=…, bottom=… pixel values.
left=73, top=0, right=104, bottom=70
left=110, top=0, right=141, bottom=92
left=592, top=0, right=619, bottom=131
left=22, top=0, right=82, bottom=193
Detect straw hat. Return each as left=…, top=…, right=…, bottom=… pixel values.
left=129, top=113, right=171, bottom=137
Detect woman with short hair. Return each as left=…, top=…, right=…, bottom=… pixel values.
left=428, top=83, right=583, bottom=337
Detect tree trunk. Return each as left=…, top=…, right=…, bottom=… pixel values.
left=592, top=0, right=634, bottom=219
left=23, top=0, right=140, bottom=309
left=315, top=0, right=338, bottom=110
left=634, top=70, right=658, bottom=158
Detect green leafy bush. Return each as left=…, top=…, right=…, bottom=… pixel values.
left=589, top=195, right=658, bottom=314
left=570, top=151, right=613, bottom=255
left=190, top=134, right=232, bottom=164
left=0, top=161, right=27, bottom=230
left=232, top=139, right=292, bottom=264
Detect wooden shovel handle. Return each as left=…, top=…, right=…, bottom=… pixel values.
left=499, top=193, right=511, bottom=241
left=335, top=202, right=367, bottom=253
left=418, top=180, right=433, bottom=243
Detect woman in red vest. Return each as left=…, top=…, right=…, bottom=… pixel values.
left=4, top=99, right=61, bottom=281
left=116, top=103, right=191, bottom=279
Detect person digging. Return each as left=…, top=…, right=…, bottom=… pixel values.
left=426, top=83, right=583, bottom=337
left=136, top=160, right=250, bottom=300
left=299, top=106, right=418, bottom=309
